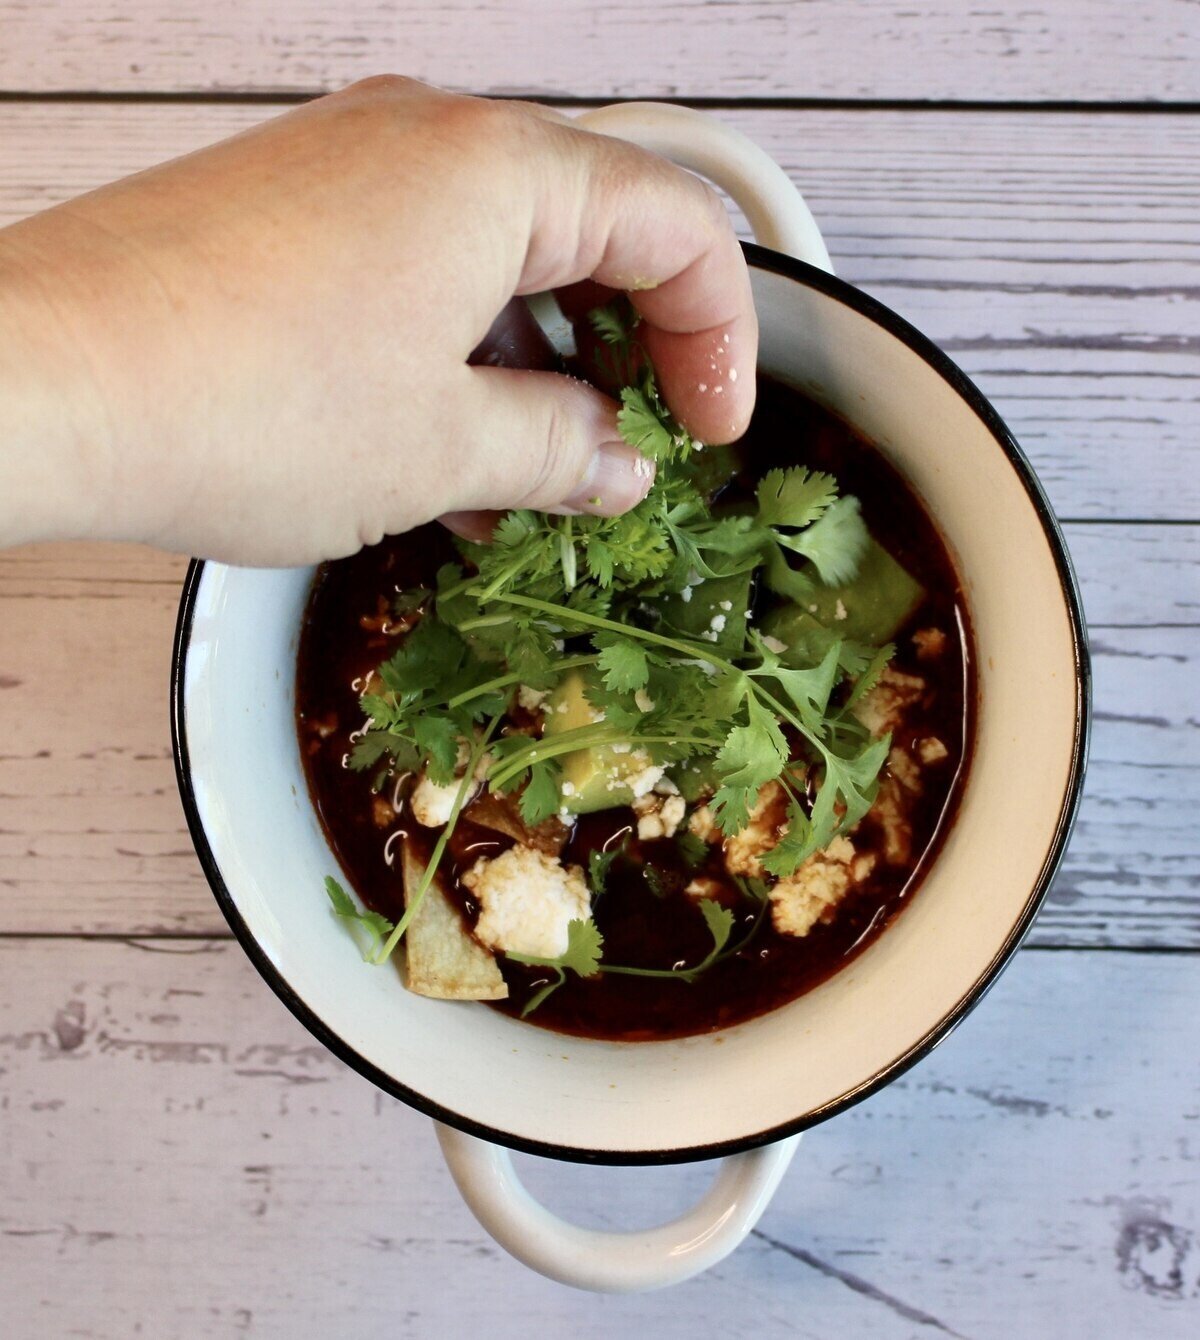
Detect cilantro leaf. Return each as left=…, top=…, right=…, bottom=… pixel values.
left=590, top=302, right=636, bottom=346
left=348, top=732, right=405, bottom=773
left=506, top=918, right=605, bottom=1016
left=588, top=840, right=627, bottom=897
left=506, top=918, right=604, bottom=978
left=519, top=759, right=561, bottom=826
left=674, top=829, right=708, bottom=870
left=595, top=634, right=650, bottom=693
left=412, top=714, right=461, bottom=784
left=756, top=466, right=838, bottom=529
left=618, top=384, right=677, bottom=462
left=750, top=635, right=843, bottom=732
left=777, top=495, right=869, bottom=586
left=325, top=877, right=395, bottom=960
left=697, top=899, right=735, bottom=960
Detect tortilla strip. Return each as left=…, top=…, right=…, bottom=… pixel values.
left=465, top=790, right=570, bottom=856
left=400, top=838, right=508, bottom=1001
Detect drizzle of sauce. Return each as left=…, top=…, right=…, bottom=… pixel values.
left=295, top=379, right=975, bottom=1041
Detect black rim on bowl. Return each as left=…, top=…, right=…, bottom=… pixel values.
left=171, top=244, right=1092, bottom=1167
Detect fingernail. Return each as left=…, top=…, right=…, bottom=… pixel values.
left=555, top=442, right=656, bottom=516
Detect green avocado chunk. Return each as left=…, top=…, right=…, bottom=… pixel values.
left=671, top=756, right=720, bottom=803
left=658, top=568, right=753, bottom=656
left=761, top=538, right=924, bottom=652
left=543, top=670, right=660, bottom=815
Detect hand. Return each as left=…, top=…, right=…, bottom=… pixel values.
left=0, top=77, right=757, bottom=565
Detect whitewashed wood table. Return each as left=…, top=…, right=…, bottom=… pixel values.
left=1, top=3, right=1197, bottom=1335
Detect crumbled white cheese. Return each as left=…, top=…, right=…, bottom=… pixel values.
left=724, top=781, right=788, bottom=878
left=912, top=627, right=948, bottom=660
left=625, top=758, right=666, bottom=798
left=463, top=847, right=590, bottom=959
left=873, top=777, right=913, bottom=865
left=634, top=688, right=656, bottom=713
left=718, top=600, right=732, bottom=611
left=633, top=792, right=687, bottom=840
left=709, top=613, right=727, bottom=634
left=689, top=804, right=719, bottom=844
left=653, top=775, right=680, bottom=796
left=852, top=667, right=926, bottom=738
left=770, top=837, right=858, bottom=938
left=409, top=749, right=493, bottom=827
left=888, top=746, right=923, bottom=795
left=684, top=876, right=724, bottom=900
left=411, top=773, right=475, bottom=827
left=517, top=684, right=548, bottom=711
left=834, top=599, right=848, bottom=621
left=680, top=586, right=693, bottom=603
left=918, top=736, right=949, bottom=764
left=761, top=634, right=789, bottom=655
left=560, top=780, right=576, bottom=797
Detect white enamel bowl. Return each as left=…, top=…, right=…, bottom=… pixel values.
left=172, top=105, right=1088, bottom=1292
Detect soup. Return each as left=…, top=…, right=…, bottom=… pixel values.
left=296, top=307, right=973, bottom=1041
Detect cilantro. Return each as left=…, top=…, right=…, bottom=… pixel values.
left=588, top=839, right=627, bottom=898
left=618, top=384, right=681, bottom=463
left=392, top=585, right=431, bottom=617
left=601, top=897, right=735, bottom=984
left=326, top=297, right=897, bottom=980
left=519, top=759, right=561, bottom=826
left=643, top=864, right=669, bottom=898
left=674, top=829, right=708, bottom=870
left=777, top=495, right=869, bottom=586
left=325, top=877, right=395, bottom=960
left=594, top=633, right=651, bottom=693
left=506, top=918, right=605, bottom=1017
left=755, top=466, right=838, bottom=529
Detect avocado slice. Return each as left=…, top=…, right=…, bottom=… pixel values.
left=658, top=568, right=753, bottom=656
left=761, top=539, right=924, bottom=652
left=543, top=670, right=660, bottom=814
left=671, top=755, right=720, bottom=803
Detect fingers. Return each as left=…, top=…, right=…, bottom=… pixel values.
left=438, top=364, right=656, bottom=518
left=517, top=118, right=758, bottom=444
left=440, top=510, right=503, bottom=543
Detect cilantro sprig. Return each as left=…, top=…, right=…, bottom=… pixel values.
left=328, top=298, right=893, bottom=997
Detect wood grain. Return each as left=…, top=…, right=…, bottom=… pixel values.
left=1, top=937, right=1197, bottom=1336
left=0, top=527, right=1195, bottom=945
left=0, top=0, right=1197, bottom=102
left=2, top=102, right=1196, bottom=520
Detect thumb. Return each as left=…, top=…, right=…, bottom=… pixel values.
left=441, top=364, right=656, bottom=518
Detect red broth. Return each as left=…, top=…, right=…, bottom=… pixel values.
left=296, top=377, right=974, bottom=1040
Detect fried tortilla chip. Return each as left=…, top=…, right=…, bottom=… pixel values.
left=465, top=790, right=570, bottom=856
left=400, top=838, right=507, bottom=1001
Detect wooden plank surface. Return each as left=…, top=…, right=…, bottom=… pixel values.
left=1, top=525, right=1196, bottom=945
left=1, top=4, right=1197, bottom=1321
left=2, top=102, right=1197, bottom=521
left=1, top=0, right=1197, bottom=102
left=1, top=937, right=1197, bottom=1337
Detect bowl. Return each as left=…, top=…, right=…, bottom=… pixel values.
left=172, top=103, right=1088, bottom=1291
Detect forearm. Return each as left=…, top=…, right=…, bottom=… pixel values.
left=0, top=222, right=114, bottom=548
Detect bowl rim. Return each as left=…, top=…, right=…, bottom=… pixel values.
left=170, top=244, right=1092, bottom=1167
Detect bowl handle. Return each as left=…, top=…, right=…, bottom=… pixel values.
left=573, top=101, right=832, bottom=272
left=436, top=1122, right=800, bottom=1293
